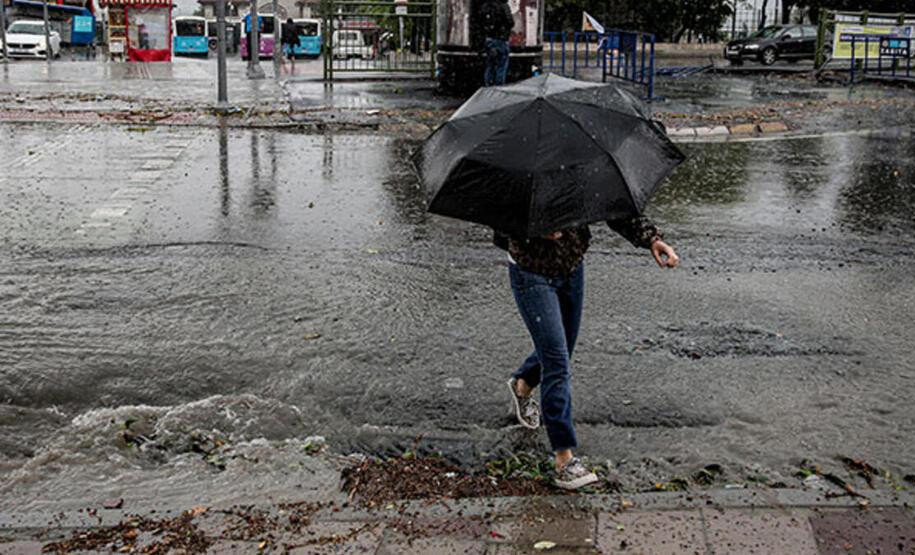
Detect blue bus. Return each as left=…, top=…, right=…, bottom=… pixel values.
left=173, top=16, right=209, bottom=57
left=292, top=18, right=321, bottom=58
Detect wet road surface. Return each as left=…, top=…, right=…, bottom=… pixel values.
left=1, top=120, right=914, bottom=508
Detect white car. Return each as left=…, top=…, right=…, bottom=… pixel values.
left=0, top=20, right=62, bottom=59
left=332, top=30, right=373, bottom=60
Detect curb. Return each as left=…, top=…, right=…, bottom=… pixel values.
left=665, top=120, right=789, bottom=139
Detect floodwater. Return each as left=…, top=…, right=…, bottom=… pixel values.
left=1, top=121, right=914, bottom=511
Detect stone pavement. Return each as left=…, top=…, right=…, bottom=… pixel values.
left=2, top=488, right=914, bottom=553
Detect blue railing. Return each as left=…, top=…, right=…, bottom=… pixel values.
left=847, top=34, right=912, bottom=83
left=543, top=29, right=656, bottom=98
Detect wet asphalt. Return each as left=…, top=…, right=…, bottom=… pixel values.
left=0, top=63, right=914, bottom=501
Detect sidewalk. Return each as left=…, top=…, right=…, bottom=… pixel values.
left=2, top=487, right=913, bottom=553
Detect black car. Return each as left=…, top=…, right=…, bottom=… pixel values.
left=725, top=25, right=828, bottom=66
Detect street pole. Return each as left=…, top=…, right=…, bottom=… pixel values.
left=271, top=0, right=279, bottom=78
left=42, top=0, right=51, bottom=62
left=731, top=0, right=737, bottom=39
left=247, top=0, right=265, bottom=79
left=1, top=0, right=9, bottom=64
left=216, top=0, right=229, bottom=109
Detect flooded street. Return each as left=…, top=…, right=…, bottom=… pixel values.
left=1, top=118, right=914, bottom=509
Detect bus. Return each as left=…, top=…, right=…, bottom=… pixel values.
left=291, top=18, right=321, bottom=58
left=240, top=13, right=277, bottom=60
left=173, top=16, right=209, bottom=57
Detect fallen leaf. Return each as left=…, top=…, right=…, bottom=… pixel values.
left=190, top=506, right=208, bottom=516
left=533, top=540, right=556, bottom=550
left=303, top=332, right=322, bottom=340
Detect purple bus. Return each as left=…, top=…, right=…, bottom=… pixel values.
left=240, top=13, right=277, bottom=60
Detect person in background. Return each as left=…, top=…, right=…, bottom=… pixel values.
left=479, top=0, right=513, bottom=86
left=280, top=18, right=300, bottom=74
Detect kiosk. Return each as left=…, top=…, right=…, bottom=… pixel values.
left=100, top=0, right=173, bottom=61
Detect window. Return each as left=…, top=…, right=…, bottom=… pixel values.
left=128, top=7, right=169, bottom=49
left=176, top=20, right=205, bottom=36
left=296, top=21, right=319, bottom=36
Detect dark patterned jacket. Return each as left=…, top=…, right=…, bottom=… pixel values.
left=493, top=217, right=662, bottom=277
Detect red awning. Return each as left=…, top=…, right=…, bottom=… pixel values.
left=98, top=0, right=172, bottom=6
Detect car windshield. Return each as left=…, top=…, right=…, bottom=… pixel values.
left=297, top=22, right=318, bottom=36
left=751, top=26, right=782, bottom=39
left=8, top=22, right=45, bottom=35
left=176, top=20, right=205, bottom=36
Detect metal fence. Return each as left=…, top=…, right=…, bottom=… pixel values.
left=322, top=0, right=435, bottom=80
left=847, top=35, right=913, bottom=83
left=543, top=29, right=655, bottom=98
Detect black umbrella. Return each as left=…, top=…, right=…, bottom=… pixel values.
left=413, top=73, right=685, bottom=238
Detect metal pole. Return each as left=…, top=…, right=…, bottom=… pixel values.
left=43, top=0, right=51, bottom=62
left=731, top=0, right=737, bottom=39
left=271, top=0, right=279, bottom=78
left=1, top=0, right=9, bottom=64
left=247, top=0, right=265, bottom=78
left=850, top=35, right=855, bottom=83
left=216, top=0, right=229, bottom=108
left=648, top=35, right=654, bottom=99
left=572, top=32, right=578, bottom=77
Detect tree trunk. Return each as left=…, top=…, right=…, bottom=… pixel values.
left=759, top=0, right=769, bottom=30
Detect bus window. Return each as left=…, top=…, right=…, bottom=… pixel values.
left=296, top=21, right=319, bottom=36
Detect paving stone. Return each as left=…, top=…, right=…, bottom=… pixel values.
left=729, top=123, right=759, bottom=134
left=809, top=507, right=915, bottom=555
left=596, top=510, right=706, bottom=554
left=767, top=488, right=859, bottom=508
left=378, top=537, right=487, bottom=554
left=693, top=125, right=730, bottom=136
left=758, top=121, right=789, bottom=133
left=666, top=127, right=697, bottom=137
left=488, top=515, right=597, bottom=551
left=0, top=540, right=47, bottom=554
left=704, top=509, right=818, bottom=554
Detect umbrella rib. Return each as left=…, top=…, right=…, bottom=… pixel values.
left=542, top=98, right=643, bottom=215
left=528, top=98, right=544, bottom=237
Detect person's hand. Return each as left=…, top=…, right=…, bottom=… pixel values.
left=543, top=231, right=563, bottom=241
left=650, top=239, right=679, bottom=268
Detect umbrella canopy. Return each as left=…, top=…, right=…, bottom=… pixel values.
left=413, top=73, right=685, bottom=238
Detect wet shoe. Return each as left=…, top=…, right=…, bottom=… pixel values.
left=554, top=457, right=599, bottom=490
left=507, top=378, right=540, bottom=429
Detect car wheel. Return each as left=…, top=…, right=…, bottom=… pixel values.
left=760, top=47, right=777, bottom=66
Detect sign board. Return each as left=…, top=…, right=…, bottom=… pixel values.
left=394, top=0, right=407, bottom=14
left=109, top=39, right=125, bottom=53
left=73, top=15, right=94, bottom=34
left=833, top=23, right=915, bottom=59
left=880, top=36, right=911, bottom=57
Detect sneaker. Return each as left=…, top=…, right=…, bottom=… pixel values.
left=554, top=457, right=599, bottom=490
left=507, top=378, right=540, bottom=429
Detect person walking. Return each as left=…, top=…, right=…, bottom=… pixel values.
left=498, top=218, right=679, bottom=489
left=280, top=18, right=300, bottom=74
left=479, top=0, right=513, bottom=86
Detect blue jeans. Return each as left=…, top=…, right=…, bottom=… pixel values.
left=509, top=262, right=584, bottom=451
left=484, top=38, right=509, bottom=86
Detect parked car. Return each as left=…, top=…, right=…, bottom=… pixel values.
left=725, top=24, right=828, bottom=66
left=332, top=30, right=373, bottom=60
left=0, top=20, right=62, bottom=59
